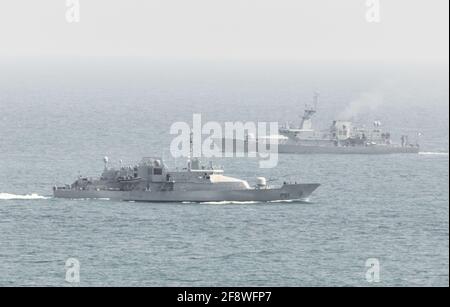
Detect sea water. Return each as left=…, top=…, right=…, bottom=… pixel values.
left=0, top=59, right=448, bottom=286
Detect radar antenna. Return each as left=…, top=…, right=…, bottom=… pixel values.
left=299, top=93, right=319, bottom=130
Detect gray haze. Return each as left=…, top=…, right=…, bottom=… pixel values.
left=0, top=0, right=448, bottom=63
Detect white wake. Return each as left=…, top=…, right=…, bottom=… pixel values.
left=419, top=152, right=449, bottom=156
left=0, top=193, right=50, bottom=200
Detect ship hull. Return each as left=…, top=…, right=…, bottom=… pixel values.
left=278, top=144, right=420, bottom=154
left=53, top=183, right=320, bottom=202
left=219, top=138, right=420, bottom=155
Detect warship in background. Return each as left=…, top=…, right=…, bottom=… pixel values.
left=53, top=135, right=320, bottom=202
left=220, top=93, right=420, bottom=155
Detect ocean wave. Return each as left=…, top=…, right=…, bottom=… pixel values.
left=0, top=193, right=50, bottom=200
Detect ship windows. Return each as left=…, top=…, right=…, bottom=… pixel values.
left=153, top=168, right=163, bottom=175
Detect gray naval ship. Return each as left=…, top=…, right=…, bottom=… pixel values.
left=53, top=156, right=320, bottom=202
left=220, top=94, right=420, bottom=155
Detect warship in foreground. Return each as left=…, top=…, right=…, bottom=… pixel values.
left=53, top=157, right=320, bottom=202
left=220, top=94, right=420, bottom=155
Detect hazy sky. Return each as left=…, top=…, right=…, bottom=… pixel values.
left=0, top=0, right=448, bottom=63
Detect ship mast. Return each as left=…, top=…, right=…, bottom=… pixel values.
left=299, top=92, right=318, bottom=130
left=188, top=130, right=194, bottom=171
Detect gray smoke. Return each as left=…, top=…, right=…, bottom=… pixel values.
left=338, top=90, right=385, bottom=120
